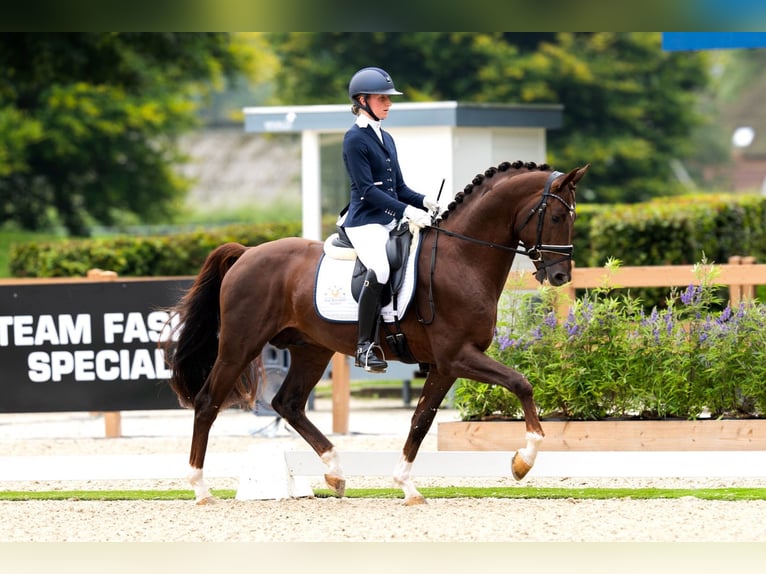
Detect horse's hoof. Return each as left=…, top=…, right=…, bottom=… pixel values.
left=511, top=452, right=532, bottom=481
left=324, top=474, right=346, bottom=497
left=404, top=495, right=426, bottom=506
left=195, top=495, right=218, bottom=506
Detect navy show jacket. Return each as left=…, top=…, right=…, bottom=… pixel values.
left=342, top=123, right=425, bottom=227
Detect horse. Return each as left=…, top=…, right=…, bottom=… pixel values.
left=165, top=159, right=589, bottom=505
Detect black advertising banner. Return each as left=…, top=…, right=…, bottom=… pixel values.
left=0, top=279, right=193, bottom=413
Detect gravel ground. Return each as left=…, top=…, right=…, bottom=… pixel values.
left=2, top=399, right=766, bottom=544
left=3, top=496, right=765, bottom=543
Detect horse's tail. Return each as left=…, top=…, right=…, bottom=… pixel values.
left=166, top=242, right=251, bottom=409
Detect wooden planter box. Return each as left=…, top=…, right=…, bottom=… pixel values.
left=437, top=419, right=766, bottom=451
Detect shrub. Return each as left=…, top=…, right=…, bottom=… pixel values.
left=9, top=222, right=301, bottom=277
left=454, top=259, right=766, bottom=421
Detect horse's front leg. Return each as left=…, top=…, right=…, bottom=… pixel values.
left=393, top=371, right=455, bottom=505
left=453, top=345, right=545, bottom=482
left=505, top=366, right=544, bottom=481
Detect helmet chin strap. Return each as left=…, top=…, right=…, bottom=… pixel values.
left=356, top=95, right=380, bottom=121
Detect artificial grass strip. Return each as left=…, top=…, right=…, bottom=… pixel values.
left=2, top=487, right=766, bottom=502
left=314, top=487, right=766, bottom=501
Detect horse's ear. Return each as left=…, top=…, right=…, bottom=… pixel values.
left=557, top=163, right=590, bottom=189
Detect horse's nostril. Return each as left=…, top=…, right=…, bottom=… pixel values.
left=547, top=272, right=570, bottom=287
left=553, top=273, right=570, bottom=286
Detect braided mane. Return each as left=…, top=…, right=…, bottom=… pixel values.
left=439, top=160, right=551, bottom=221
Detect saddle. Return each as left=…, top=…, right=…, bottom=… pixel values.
left=330, top=222, right=413, bottom=307
left=324, top=220, right=419, bottom=364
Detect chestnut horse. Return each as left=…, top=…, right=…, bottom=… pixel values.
left=166, top=160, right=589, bottom=505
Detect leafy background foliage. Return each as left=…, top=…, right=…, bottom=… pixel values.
left=0, top=33, right=253, bottom=236
left=1, top=32, right=742, bottom=240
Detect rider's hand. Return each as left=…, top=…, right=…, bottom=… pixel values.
left=423, top=198, right=440, bottom=213
left=404, top=205, right=432, bottom=228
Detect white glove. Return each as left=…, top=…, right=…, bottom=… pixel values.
left=423, top=197, right=440, bottom=213
left=404, top=205, right=432, bottom=229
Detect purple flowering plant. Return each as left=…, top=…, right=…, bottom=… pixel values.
left=454, top=259, right=766, bottom=421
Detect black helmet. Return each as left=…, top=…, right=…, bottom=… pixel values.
left=348, top=67, right=403, bottom=103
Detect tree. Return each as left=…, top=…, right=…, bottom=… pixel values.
left=0, top=33, right=254, bottom=235
left=504, top=33, right=710, bottom=203
left=266, top=32, right=714, bottom=203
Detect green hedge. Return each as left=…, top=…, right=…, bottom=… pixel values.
left=577, top=193, right=766, bottom=267
left=570, top=193, right=766, bottom=307
left=9, top=222, right=302, bottom=277
left=10, top=193, right=766, bottom=278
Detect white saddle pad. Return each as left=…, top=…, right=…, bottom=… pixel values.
left=314, top=233, right=421, bottom=323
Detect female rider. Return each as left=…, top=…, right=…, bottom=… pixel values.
left=341, top=66, right=437, bottom=373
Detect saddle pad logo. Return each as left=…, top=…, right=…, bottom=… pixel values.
left=322, top=284, right=348, bottom=306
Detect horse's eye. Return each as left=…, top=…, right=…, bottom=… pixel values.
left=551, top=215, right=562, bottom=224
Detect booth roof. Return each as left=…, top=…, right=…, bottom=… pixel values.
left=243, top=100, right=563, bottom=133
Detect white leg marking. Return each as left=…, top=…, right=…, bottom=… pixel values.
left=393, top=454, right=423, bottom=501
left=321, top=447, right=347, bottom=496
left=188, top=467, right=213, bottom=503
left=321, top=448, right=345, bottom=479
left=517, top=432, right=544, bottom=467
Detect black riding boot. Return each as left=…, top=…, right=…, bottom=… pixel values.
left=355, top=270, right=388, bottom=373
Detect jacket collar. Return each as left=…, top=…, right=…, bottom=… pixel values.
left=355, top=114, right=383, bottom=143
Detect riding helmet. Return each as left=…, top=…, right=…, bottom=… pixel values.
left=348, top=67, right=403, bottom=103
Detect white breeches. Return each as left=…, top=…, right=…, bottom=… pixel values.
left=344, top=221, right=396, bottom=284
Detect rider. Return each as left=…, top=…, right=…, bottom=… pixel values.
left=341, top=66, right=437, bottom=373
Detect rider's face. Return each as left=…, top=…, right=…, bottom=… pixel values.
left=363, top=94, right=391, bottom=120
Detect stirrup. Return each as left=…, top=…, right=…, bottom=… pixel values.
left=355, top=343, right=387, bottom=373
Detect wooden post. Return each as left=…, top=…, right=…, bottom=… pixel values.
left=103, top=412, right=122, bottom=438
left=742, top=256, right=756, bottom=302
left=557, top=260, right=576, bottom=319
left=331, top=352, right=350, bottom=434
left=86, top=268, right=122, bottom=438
left=728, top=256, right=742, bottom=307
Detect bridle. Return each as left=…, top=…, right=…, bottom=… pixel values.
left=416, top=170, right=576, bottom=324
left=426, top=170, right=575, bottom=259
left=515, top=170, right=577, bottom=275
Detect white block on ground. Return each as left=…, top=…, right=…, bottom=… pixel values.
left=235, top=444, right=314, bottom=501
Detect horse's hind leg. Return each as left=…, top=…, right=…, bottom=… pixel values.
left=393, top=370, right=455, bottom=505
left=188, top=356, right=250, bottom=504
left=269, top=345, right=345, bottom=496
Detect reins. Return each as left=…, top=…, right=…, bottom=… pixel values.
left=416, top=170, right=576, bottom=325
